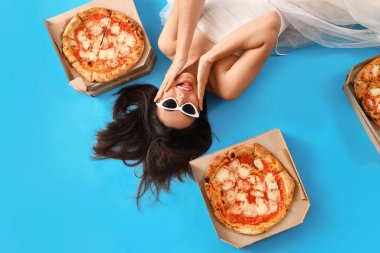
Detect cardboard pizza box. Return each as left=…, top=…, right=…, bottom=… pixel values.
left=342, top=54, right=380, bottom=155
left=43, top=0, right=155, bottom=96
left=189, top=129, right=310, bottom=249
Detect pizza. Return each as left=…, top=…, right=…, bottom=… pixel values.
left=62, top=7, right=145, bottom=83
left=204, top=143, right=295, bottom=235
left=354, top=57, right=380, bottom=126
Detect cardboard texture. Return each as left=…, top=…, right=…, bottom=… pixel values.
left=44, top=0, right=155, bottom=96
left=190, top=129, right=310, bottom=249
left=343, top=54, right=380, bottom=154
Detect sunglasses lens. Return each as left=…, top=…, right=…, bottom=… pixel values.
left=162, top=99, right=177, bottom=109
left=182, top=104, right=196, bottom=115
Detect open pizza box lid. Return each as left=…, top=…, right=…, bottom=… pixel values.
left=342, top=54, right=380, bottom=155
left=43, top=0, right=155, bottom=96
left=189, top=129, right=310, bottom=249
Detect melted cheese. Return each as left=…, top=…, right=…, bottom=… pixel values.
left=107, top=48, right=116, bottom=59
left=82, top=40, right=90, bottom=50
left=372, top=65, right=379, bottom=77
left=225, top=189, right=236, bottom=203
left=237, top=166, right=250, bottom=179
left=250, top=190, right=264, bottom=198
left=254, top=158, right=264, bottom=170
left=265, top=173, right=278, bottom=190
left=100, top=17, right=109, bottom=27
left=90, top=25, right=102, bottom=36
left=125, top=34, right=136, bottom=47
left=111, top=23, right=121, bottom=35
left=254, top=198, right=268, bottom=215
left=229, top=159, right=240, bottom=170
left=253, top=180, right=265, bottom=192
left=79, top=50, right=96, bottom=61
left=99, top=50, right=107, bottom=60
left=267, top=189, right=280, bottom=202
left=77, top=30, right=88, bottom=42
left=377, top=104, right=380, bottom=113
left=215, top=168, right=230, bottom=182
left=119, top=45, right=130, bottom=57
left=229, top=203, right=243, bottom=215
left=247, top=175, right=257, bottom=185
left=117, top=31, right=127, bottom=44
left=221, top=180, right=234, bottom=191
left=243, top=203, right=257, bottom=217
left=369, top=88, right=380, bottom=96
left=237, top=179, right=250, bottom=191
left=268, top=201, right=278, bottom=214
left=236, top=192, right=247, bottom=202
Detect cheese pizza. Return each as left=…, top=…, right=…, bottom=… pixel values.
left=62, top=7, right=145, bottom=83
left=204, top=143, right=295, bottom=235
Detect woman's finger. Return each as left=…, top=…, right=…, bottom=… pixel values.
left=154, top=70, right=172, bottom=101
left=197, top=56, right=213, bottom=111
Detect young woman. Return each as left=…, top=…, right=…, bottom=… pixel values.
left=94, top=0, right=380, bottom=205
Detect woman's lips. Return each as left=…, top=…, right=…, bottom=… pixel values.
left=176, top=80, right=193, bottom=91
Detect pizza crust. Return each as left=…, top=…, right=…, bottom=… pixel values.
left=62, top=37, right=79, bottom=63
left=78, top=7, right=111, bottom=20
left=62, top=15, right=84, bottom=40
left=72, top=61, right=93, bottom=82
left=278, top=170, right=296, bottom=207
left=204, top=143, right=295, bottom=235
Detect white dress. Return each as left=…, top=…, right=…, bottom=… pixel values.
left=195, top=0, right=289, bottom=43
left=160, top=0, right=380, bottom=53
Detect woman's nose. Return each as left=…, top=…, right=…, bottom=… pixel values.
left=176, top=93, right=188, bottom=105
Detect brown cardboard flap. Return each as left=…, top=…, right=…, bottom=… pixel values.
left=190, top=129, right=310, bottom=249
left=70, top=77, right=87, bottom=92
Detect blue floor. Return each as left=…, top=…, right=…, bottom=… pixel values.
left=1, top=0, right=380, bottom=252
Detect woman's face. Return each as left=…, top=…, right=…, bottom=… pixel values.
left=156, top=72, right=199, bottom=129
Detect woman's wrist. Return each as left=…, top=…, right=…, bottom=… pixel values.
left=174, top=52, right=188, bottom=63
left=200, top=53, right=214, bottom=66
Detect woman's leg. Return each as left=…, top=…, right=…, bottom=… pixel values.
left=208, top=12, right=281, bottom=100
left=158, top=1, right=179, bottom=60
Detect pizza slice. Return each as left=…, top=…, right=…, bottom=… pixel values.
left=78, top=7, right=111, bottom=44
left=62, top=15, right=101, bottom=81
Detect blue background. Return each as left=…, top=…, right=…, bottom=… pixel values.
left=1, top=0, right=380, bottom=252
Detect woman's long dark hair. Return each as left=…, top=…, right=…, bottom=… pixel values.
left=93, top=84, right=212, bottom=206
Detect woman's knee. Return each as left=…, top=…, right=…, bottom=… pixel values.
left=158, top=34, right=176, bottom=58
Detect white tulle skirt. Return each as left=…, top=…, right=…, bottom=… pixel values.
left=159, top=0, right=380, bottom=53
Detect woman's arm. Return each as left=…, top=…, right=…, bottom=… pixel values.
left=175, top=0, right=205, bottom=59
left=155, top=0, right=205, bottom=101
left=197, top=12, right=281, bottom=107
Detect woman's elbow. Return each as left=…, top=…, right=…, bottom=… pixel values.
left=218, top=89, right=241, bottom=101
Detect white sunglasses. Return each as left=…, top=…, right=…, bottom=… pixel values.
left=155, top=97, right=200, bottom=118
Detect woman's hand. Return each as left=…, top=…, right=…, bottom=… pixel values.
left=197, top=55, right=213, bottom=111
left=154, top=56, right=188, bottom=102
